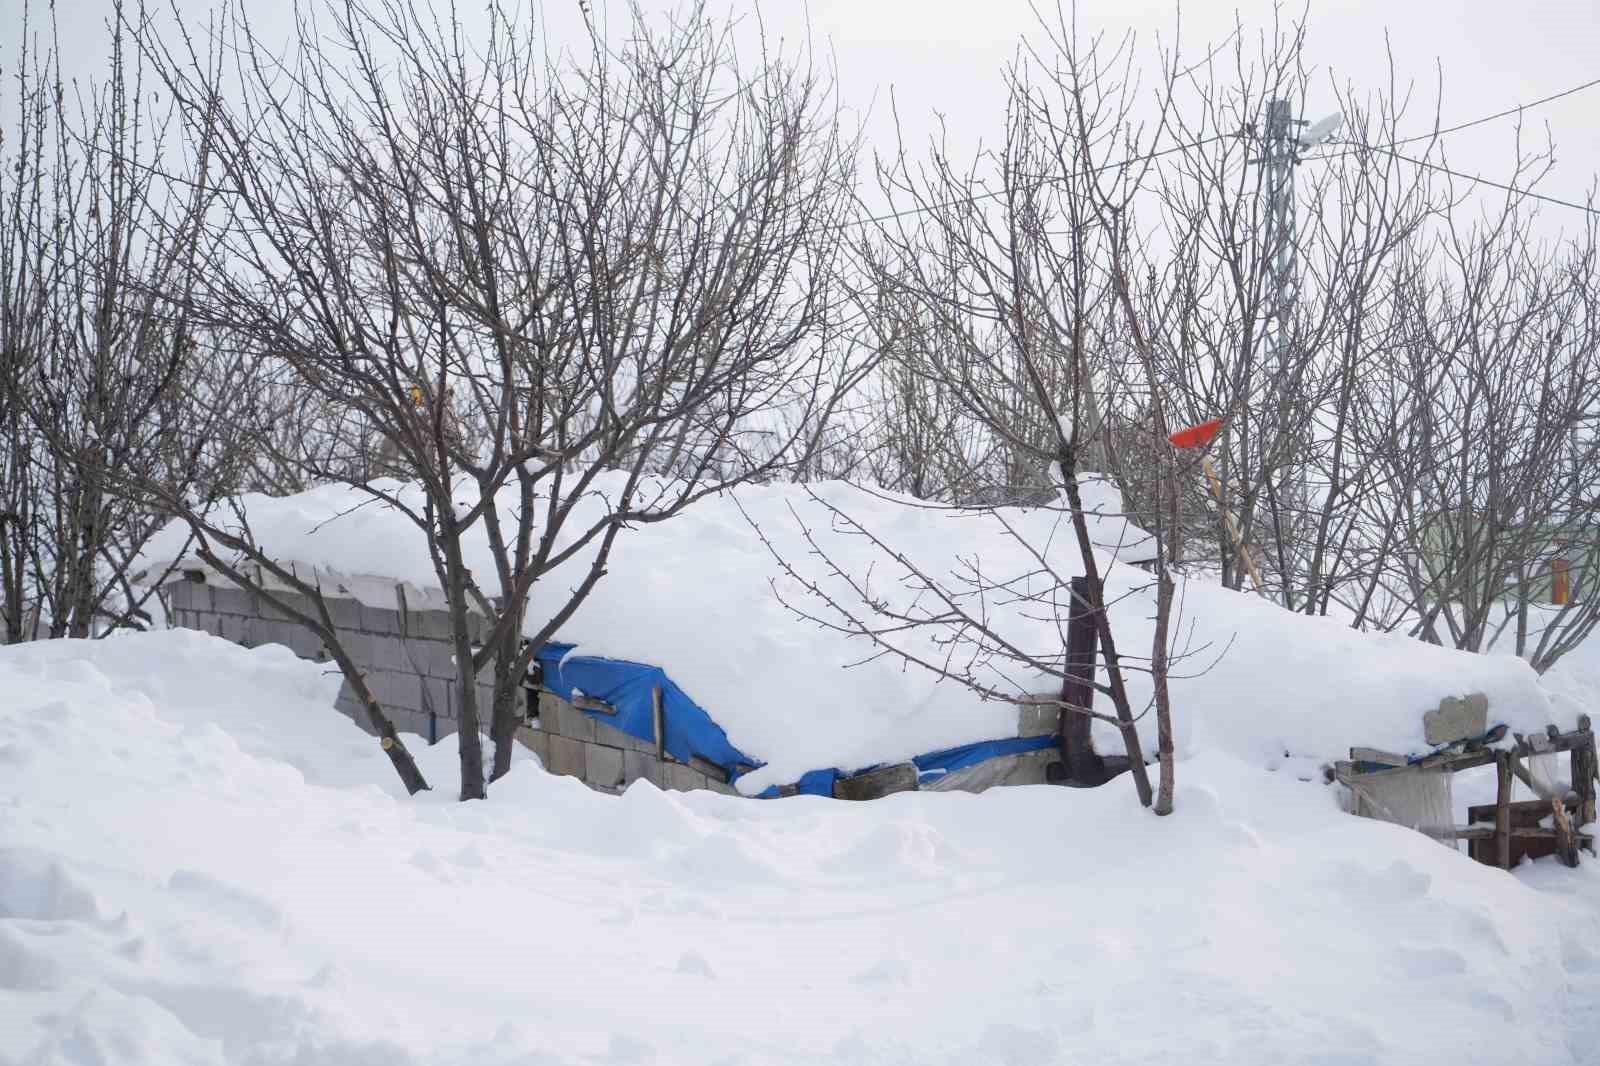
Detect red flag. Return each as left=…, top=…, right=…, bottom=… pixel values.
left=1168, top=417, right=1224, bottom=450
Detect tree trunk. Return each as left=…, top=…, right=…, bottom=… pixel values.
left=1152, top=566, right=1176, bottom=816
left=442, top=539, right=487, bottom=800
left=325, top=642, right=431, bottom=794
left=489, top=643, right=521, bottom=782
left=1058, top=574, right=1103, bottom=782
left=1060, top=447, right=1154, bottom=808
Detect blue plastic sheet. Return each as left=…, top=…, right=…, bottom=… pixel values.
left=535, top=643, right=1057, bottom=796
left=912, top=734, right=1059, bottom=785
left=535, top=643, right=757, bottom=784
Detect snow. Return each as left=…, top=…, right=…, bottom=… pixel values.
left=137, top=476, right=1561, bottom=791
left=3, top=631, right=1599, bottom=1065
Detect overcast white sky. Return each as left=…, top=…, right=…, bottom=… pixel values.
left=8, top=0, right=1598, bottom=225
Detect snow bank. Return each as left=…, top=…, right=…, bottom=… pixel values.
left=137, top=475, right=1557, bottom=788
left=2, top=632, right=1597, bottom=1065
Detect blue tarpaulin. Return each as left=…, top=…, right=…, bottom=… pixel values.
left=912, top=734, right=1059, bottom=785
left=535, top=643, right=756, bottom=784
left=534, top=643, right=1056, bottom=796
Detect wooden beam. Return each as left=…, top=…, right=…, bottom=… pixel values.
left=1496, top=752, right=1513, bottom=870
left=571, top=694, right=617, bottom=716
left=1509, top=753, right=1554, bottom=800
left=651, top=686, right=665, bottom=761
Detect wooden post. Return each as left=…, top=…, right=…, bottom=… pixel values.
left=1058, top=575, right=1102, bottom=783
left=1551, top=797, right=1581, bottom=868
left=1573, top=714, right=1596, bottom=830
left=651, top=686, right=665, bottom=761
left=1202, top=457, right=1266, bottom=596
left=1496, top=752, right=1514, bottom=870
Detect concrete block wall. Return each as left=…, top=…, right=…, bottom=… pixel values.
left=163, top=573, right=740, bottom=797
left=164, top=571, right=1058, bottom=799
left=519, top=690, right=739, bottom=796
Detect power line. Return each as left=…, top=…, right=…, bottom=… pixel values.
left=1366, top=147, right=1598, bottom=217
left=1391, top=75, right=1600, bottom=149
left=850, top=75, right=1600, bottom=231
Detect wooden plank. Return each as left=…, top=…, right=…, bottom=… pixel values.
left=1551, top=797, right=1582, bottom=868
left=1496, top=752, right=1513, bottom=870
left=1346, top=747, right=1496, bottom=779
left=1468, top=796, right=1577, bottom=824
left=651, top=686, right=665, bottom=761
left=1573, top=717, right=1596, bottom=829
left=1349, top=747, right=1408, bottom=767
left=832, top=763, right=918, bottom=801
left=572, top=693, right=617, bottom=716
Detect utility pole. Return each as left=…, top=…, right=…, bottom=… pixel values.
left=1249, top=98, right=1343, bottom=605
left=1262, top=98, right=1299, bottom=382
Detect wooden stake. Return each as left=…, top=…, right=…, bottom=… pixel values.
left=1202, top=457, right=1267, bottom=596
left=1496, top=752, right=1514, bottom=870
left=1573, top=715, right=1596, bottom=830
left=1551, top=797, right=1581, bottom=868
left=652, top=686, right=665, bottom=761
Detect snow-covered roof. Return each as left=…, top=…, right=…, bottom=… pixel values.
left=137, top=474, right=1560, bottom=788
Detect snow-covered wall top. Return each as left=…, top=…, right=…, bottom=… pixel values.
left=137, top=474, right=1558, bottom=789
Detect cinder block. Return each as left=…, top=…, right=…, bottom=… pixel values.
left=665, top=761, right=708, bottom=793
left=384, top=708, right=431, bottom=741
left=417, top=639, right=457, bottom=679
left=374, top=670, right=422, bottom=713
left=555, top=699, right=597, bottom=743
left=623, top=749, right=662, bottom=789
left=259, top=591, right=310, bottom=622
left=369, top=635, right=412, bottom=674
left=418, top=609, right=454, bottom=642
left=516, top=726, right=550, bottom=766
left=326, top=596, right=363, bottom=630
left=585, top=743, right=625, bottom=790
left=361, top=602, right=401, bottom=635
left=217, top=612, right=248, bottom=644
left=336, top=631, right=376, bottom=669
left=703, top=776, right=739, bottom=796
left=421, top=676, right=453, bottom=720
left=168, top=582, right=210, bottom=612
left=286, top=624, right=326, bottom=660
left=210, top=585, right=253, bottom=615
left=1016, top=704, right=1058, bottom=737
left=593, top=717, right=656, bottom=754
left=547, top=735, right=585, bottom=779
left=334, top=678, right=365, bottom=717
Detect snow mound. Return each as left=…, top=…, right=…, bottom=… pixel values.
left=138, top=476, right=1557, bottom=786
left=2, top=632, right=1598, bottom=1064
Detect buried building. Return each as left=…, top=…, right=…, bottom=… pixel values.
left=159, top=564, right=1065, bottom=800
left=140, top=475, right=1576, bottom=808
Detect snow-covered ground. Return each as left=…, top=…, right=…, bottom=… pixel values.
left=4, top=631, right=1599, bottom=1065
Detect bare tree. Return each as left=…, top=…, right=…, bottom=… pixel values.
left=130, top=0, right=860, bottom=798
left=0, top=1, right=225, bottom=644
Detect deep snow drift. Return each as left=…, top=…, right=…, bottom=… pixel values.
left=3, top=632, right=1599, bottom=1065
left=138, top=477, right=1558, bottom=790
